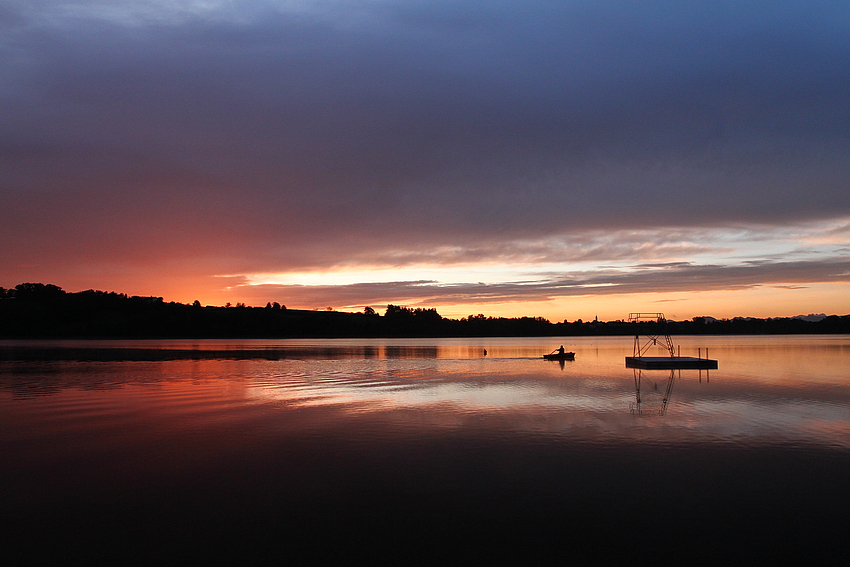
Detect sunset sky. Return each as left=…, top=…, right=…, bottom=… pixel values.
left=2, top=1, right=849, bottom=321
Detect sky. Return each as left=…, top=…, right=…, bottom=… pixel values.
left=1, top=0, right=849, bottom=321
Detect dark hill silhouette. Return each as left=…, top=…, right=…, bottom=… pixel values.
left=0, top=283, right=848, bottom=338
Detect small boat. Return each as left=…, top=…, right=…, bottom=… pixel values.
left=543, top=351, right=575, bottom=360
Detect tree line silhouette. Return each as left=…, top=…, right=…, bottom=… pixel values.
left=1, top=283, right=847, bottom=338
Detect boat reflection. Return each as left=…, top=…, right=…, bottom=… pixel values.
left=543, top=358, right=573, bottom=370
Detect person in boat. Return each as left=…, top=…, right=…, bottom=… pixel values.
left=557, top=345, right=565, bottom=355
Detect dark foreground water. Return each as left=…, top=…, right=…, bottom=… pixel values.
left=2, top=336, right=849, bottom=565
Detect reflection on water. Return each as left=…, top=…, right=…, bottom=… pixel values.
left=2, top=336, right=849, bottom=446
left=628, top=367, right=715, bottom=417
left=1, top=335, right=849, bottom=563
left=631, top=369, right=677, bottom=416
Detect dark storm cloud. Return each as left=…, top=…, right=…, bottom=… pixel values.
left=1, top=1, right=849, bottom=281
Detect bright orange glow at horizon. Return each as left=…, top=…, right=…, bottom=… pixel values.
left=6, top=216, right=848, bottom=323
left=159, top=281, right=850, bottom=322
left=7, top=265, right=847, bottom=323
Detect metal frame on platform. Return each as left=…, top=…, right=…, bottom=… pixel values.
left=628, top=312, right=675, bottom=357
left=625, top=312, right=718, bottom=370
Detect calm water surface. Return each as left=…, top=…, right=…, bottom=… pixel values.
left=2, top=335, right=849, bottom=564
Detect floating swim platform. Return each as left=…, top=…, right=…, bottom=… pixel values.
left=626, top=356, right=717, bottom=369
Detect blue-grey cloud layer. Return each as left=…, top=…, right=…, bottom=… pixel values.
left=1, top=1, right=849, bottom=286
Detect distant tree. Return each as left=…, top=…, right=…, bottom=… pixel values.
left=272, top=302, right=282, bottom=310
left=363, top=306, right=376, bottom=316
left=193, top=300, right=202, bottom=308
left=265, top=302, right=272, bottom=309
left=412, top=307, right=441, bottom=320
left=14, top=283, right=65, bottom=301
left=385, top=304, right=412, bottom=317
left=384, top=304, right=442, bottom=318
left=225, top=302, right=231, bottom=308
left=130, top=296, right=162, bottom=304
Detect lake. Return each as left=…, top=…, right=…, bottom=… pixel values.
left=2, top=335, right=849, bottom=564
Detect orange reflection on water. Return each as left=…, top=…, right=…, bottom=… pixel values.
left=2, top=335, right=849, bottom=450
